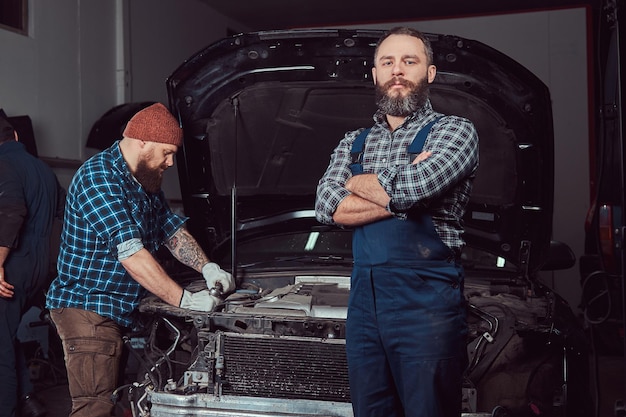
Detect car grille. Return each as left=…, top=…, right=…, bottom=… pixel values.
left=220, top=332, right=351, bottom=402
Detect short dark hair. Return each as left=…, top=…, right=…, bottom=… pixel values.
left=374, top=26, right=434, bottom=66
left=0, top=117, right=15, bottom=143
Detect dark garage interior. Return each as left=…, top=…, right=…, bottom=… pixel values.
left=3, top=0, right=626, bottom=416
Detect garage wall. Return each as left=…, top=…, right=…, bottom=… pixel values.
left=0, top=0, right=248, bottom=194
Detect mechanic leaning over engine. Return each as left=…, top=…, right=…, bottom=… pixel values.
left=46, top=103, right=235, bottom=417
left=315, top=26, right=479, bottom=417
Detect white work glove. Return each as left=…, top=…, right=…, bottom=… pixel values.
left=179, top=289, right=220, bottom=312
left=201, top=262, right=235, bottom=294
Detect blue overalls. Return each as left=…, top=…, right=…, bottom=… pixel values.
left=345, top=122, right=468, bottom=417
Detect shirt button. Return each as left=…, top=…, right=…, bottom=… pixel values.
left=382, top=158, right=387, bottom=163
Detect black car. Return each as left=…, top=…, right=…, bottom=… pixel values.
left=125, top=29, right=591, bottom=417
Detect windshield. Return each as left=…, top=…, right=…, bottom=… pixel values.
left=218, top=230, right=516, bottom=271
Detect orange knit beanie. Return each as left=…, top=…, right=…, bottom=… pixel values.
left=122, top=103, right=183, bottom=146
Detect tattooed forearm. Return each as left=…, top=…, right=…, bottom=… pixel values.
left=166, top=228, right=209, bottom=272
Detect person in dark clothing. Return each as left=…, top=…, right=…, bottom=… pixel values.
left=0, top=115, right=65, bottom=417
left=316, top=27, right=479, bottom=417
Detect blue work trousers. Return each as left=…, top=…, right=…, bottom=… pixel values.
left=346, top=215, right=467, bottom=417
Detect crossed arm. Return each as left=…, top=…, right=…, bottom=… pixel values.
left=332, top=152, right=431, bottom=226
left=333, top=174, right=392, bottom=226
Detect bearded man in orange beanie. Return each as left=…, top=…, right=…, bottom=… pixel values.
left=46, top=103, right=234, bottom=417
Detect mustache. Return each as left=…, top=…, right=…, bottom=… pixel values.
left=383, top=77, right=416, bottom=89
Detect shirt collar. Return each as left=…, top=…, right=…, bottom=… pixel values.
left=108, top=140, right=135, bottom=181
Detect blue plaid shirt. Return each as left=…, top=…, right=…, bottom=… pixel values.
left=315, top=100, right=479, bottom=252
left=46, top=141, right=186, bottom=327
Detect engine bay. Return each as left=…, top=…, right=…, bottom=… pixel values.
left=128, top=273, right=586, bottom=416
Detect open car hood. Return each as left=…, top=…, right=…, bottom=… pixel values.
left=166, top=29, right=554, bottom=273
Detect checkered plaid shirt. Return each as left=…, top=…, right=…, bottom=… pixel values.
left=315, top=100, right=479, bottom=252
left=46, top=141, right=186, bottom=327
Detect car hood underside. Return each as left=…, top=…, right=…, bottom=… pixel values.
left=168, top=29, right=554, bottom=272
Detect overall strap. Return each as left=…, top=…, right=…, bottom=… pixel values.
left=349, top=128, right=371, bottom=175
left=349, top=117, right=442, bottom=175
left=407, top=117, right=442, bottom=161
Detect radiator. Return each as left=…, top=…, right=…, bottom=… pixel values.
left=219, top=332, right=351, bottom=402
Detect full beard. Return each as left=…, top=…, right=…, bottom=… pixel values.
left=134, top=159, right=164, bottom=194
left=375, top=76, right=430, bottom=117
